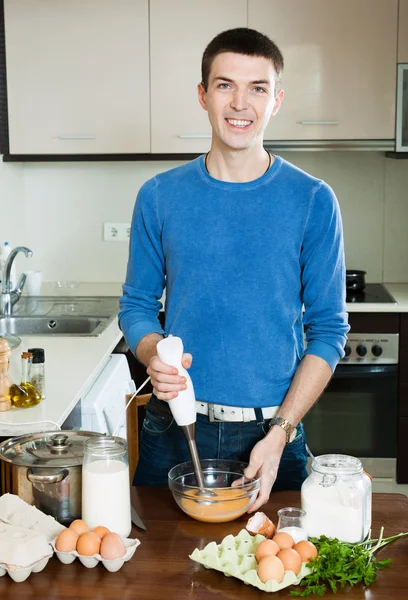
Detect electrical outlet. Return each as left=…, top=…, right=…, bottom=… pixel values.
left=103, top=222, right=131, bottom=242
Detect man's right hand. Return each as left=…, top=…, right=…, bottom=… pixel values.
left=136, top=332, right=193, bottom=401
left=147, top=353, right=192, bottom=401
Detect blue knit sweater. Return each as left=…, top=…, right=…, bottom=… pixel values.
left=119, top=155, right=349, bottom=408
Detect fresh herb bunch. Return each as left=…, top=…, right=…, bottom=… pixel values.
left=290, top=528, right=408, bottom=597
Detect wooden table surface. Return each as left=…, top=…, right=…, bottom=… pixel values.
left=1, top=489, right=408, bottom=599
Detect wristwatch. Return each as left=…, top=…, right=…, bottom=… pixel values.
left=269, top=417, right=297, bottom=443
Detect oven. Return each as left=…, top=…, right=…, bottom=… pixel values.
left=303, top=306, right=400, bottom=480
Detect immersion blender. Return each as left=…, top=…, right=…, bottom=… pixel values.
left=157, top=335, right=209, bottom=493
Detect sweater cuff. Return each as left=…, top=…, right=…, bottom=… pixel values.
left=120, top=320, right=165, bottom=355
left=304, top=340, right=342, bottom=372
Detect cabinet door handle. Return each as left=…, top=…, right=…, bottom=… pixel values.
left=298, top=121, right=339, bottom=126
left=178, top=134, right=212, bottom=139
left=58, top=135, right=97, bottom=140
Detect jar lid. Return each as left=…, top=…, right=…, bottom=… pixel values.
left=0, top=431, right=103, bottom=468
left=83, top=436, right=127, bottom=458
left=311, top=454, right=363, bottom=476
left=28, top=348, right=45, bottom=363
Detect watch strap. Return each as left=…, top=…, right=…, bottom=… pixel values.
left=269, top=417, right=297, bottom=443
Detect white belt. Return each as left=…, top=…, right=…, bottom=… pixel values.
left=195, top=401, right=280, bottom=423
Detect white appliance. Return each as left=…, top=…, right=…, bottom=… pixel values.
left=74, top=354, right=132, bottom=439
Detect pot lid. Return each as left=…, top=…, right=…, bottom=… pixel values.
left=0, top=430, right=103, bottom=468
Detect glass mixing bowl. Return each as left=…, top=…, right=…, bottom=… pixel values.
left=168, top=459, right=261, bottom=523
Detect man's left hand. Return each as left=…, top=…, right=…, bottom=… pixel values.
left=244, top=427, right=287, bottom=512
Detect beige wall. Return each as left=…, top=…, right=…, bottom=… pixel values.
left=1, top=153, right=407, bottom=284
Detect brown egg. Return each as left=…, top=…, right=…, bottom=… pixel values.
left=100, top=532, right=126, bottom=560
left=294, top=540, right=318, bottom=563
left=255, top=539, right=280, bottom=562
left=55, top=528, right=78, bottom=552
left=272, top=531, right=295, bottom=550
left=92, top=526, right=110, bottom=540
left=277, top=548, right=302, bottom=575
left=76, top=531, right=101, bottom=556
left=257, top=555, right=285, bottom=583
left=69, top=519, right=90, bottom=536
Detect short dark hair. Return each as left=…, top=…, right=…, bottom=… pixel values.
left=201, top=28, right=284, bottom=93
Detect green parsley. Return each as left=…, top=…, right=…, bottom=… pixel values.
left=290, top=527, right=408, bottom=597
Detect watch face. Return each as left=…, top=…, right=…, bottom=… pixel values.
left=289, top=428, right=297, bottom=443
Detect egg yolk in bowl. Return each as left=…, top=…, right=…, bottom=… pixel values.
left=168, top=459, right=261, bottom=523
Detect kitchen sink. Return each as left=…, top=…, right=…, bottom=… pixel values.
left=0, top=316, right=113, bottom=336
left=0, top=296, right=119, bottom=337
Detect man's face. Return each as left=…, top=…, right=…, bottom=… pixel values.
left=198, top=52, right=284, bottom=151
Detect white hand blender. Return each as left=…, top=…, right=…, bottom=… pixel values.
left=157, top=335, right=211, bottom=495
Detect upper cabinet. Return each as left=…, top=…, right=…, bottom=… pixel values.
left=4, top=0, right=150, bottom=154
left=249, top=0, right=398, bottom=141
left=149, top=0, right=247, bottom=154
left=399, top=0, right=408, bottom=62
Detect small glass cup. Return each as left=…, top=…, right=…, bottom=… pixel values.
left=277, top=507, right=307, bottom=543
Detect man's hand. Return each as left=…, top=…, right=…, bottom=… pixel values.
left=147, top=353, right=192, bottom=401
left=244, top=426, right=287, bottom=512
left=136, top=332, right=193, bottom=402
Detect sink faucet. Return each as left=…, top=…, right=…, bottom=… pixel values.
left=1, top=246, right=33, bottom=316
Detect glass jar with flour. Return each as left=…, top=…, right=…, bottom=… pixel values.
left=301, top=454, right=372, bottom=543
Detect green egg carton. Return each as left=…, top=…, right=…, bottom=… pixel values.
left=189, top=528, right=312, bottom=593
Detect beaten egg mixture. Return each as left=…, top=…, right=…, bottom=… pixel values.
left=180, top=488, right=250, bottom=523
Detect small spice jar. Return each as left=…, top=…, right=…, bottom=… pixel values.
left=28, top=347, right=46, bottom=400
left=301, top=454, right=372, bottom=543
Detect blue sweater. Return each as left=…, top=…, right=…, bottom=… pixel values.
left=119, top=155, right=349, bottom=408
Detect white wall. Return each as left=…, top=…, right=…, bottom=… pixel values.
left=1, top=153, right=408, bottom=283
left=0, top=157, right=26, bottom=276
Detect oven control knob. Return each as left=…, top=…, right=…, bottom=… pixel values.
left=356, top=345, right=367, bottom=357
left=372, top=344, right=383, bottom=357
left=344, top=345, right=352, bottom=357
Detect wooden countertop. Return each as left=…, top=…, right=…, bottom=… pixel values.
left=1, top=489, right=408, bottom=599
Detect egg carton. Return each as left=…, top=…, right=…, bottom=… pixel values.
left=189, top=528, right=312, bottom=593
left=51, top=537, right=141, bottom=572
left=0, top=522, right=53, bottom=583
left=0, top=493, right=66, bottom=542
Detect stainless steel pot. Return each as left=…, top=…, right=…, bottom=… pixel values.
left=0, top=430, right=103, bottom=524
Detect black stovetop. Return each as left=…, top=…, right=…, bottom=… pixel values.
left=346, top=283, right=396, bottom=304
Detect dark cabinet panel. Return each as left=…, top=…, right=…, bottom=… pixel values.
left=397, top=417, right=408, bottom=483
left=400, top=315, right=408, bottom=344
left=398, top=383, right=408, bottom=417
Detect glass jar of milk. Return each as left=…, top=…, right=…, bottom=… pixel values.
left=82, top=437, right=132, bottom=537
left=301, top=454, right=372, bottom=543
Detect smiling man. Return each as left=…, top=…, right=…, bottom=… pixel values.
left=119, top=28, right=349, bottom=511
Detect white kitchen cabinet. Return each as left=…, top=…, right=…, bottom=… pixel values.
left=249, top=0, right=398, bottom=141
left=4, top=0, right=150, bottom=154
left=150, top=0, right=247, bottom=154
left=399, top=0, right=408, bottom=62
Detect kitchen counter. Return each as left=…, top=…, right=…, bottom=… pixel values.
left=0, top=284, right=124, bottom=437
left=1, top=489, right=407, bottom=599
left=347, top=283, right=408, bottom=313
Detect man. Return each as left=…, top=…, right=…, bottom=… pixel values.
left=119, top=27, right=349, bottom=512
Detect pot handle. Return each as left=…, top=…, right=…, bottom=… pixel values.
left=27, top=468, right=69, bottom=485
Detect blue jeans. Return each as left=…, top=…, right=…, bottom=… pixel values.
left=134, top=394, right=308, bottom=490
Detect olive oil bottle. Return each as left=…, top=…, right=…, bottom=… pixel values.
left=10, top=351, right=42, bottom=408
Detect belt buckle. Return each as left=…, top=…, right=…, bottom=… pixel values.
left=208, top=403, right=216, bottom=422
